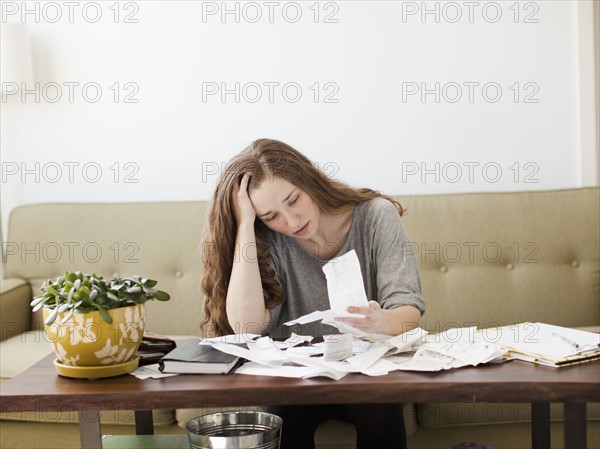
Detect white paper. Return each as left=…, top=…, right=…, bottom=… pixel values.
left=212, top=342, right=288, bottom=367
left=422, top=341, right=499, bottom=366
left=386, top=329, right=507, bottom=371
left=284, top=310, right=328, bottom=326
left=346, top=328, right=428, bottom=370
left=392, top=348, right=450, bottom=371
left=286, top=353, right=357, bottom=376
left=247, top=336, right=279, bottom=352
left=285, top=345, right=325, bottom=356
left=481, top=322, right=600, bottom=360
left=284, top=309, right=367, bottom=336
left=235, top=361, right=348, bottom=381
left=321, top=310, right=367, bottom=336
left=199, top=333, right=261, bottom=345
left=284, top=309, right=374, bottom=337
left=322, top=250, right=369, bottom=318
left=204, top=325, right=512, bottom=378
left=346, top=344, right=391, bottom=371
left=386, top=327, right=428, bottom=353
left=323, top=333, right=354, bottom=361
left=284, top=333, right=314, bottom=347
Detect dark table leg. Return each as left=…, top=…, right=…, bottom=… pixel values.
left=531, top=402, right=550, bottom=449
left=78, top=410, right=102, bottom=449
left=135, top=410, right=154, bottom=435
left=564, top=402, right=586, bottom=449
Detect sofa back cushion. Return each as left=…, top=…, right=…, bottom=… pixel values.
left=6, top=188, right=598, bottom=335
left=399, top=188, right=599, bottom=331
left=6, top=202, right=207, bottom=336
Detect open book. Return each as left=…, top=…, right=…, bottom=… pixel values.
left=159, top=338, right=241, bottom=374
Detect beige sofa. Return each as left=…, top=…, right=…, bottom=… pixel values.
left=1, top=187, right=599, bottom=449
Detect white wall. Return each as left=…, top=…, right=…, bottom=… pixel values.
left=1, top=1, right=598, bottom=238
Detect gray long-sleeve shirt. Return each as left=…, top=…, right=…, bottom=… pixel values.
left=265, top=197, right=425, bottom=339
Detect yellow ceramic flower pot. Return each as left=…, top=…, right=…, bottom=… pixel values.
left=43, top=304, right=145, bottom=367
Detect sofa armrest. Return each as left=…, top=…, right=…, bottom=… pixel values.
left=0, top=278, right=32, bottom=342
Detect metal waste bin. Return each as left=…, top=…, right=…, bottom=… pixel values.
left=186, top=411, right=283, bottom=449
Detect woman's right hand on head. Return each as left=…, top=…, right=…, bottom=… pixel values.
left=232, top=173, right=256, bottom=226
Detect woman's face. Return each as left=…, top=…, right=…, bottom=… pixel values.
left=249, top=176, right=320, bottom=240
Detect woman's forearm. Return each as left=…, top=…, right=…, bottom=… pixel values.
left=225, top=222, right=269, bottom=333
left=381, top=305, right=421, bottom=336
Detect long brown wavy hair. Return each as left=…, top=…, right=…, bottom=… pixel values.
left=200, top=138, right=405, bottom=336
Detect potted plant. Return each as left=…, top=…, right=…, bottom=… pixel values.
left=30, top=271, right=170, bottom=376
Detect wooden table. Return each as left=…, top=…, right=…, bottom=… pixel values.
left=1, top=354, right=598, bottom=449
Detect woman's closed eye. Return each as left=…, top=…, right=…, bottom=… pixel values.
left=264, top=196, right=298, bottom=221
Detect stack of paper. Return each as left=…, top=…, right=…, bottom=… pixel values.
left=480, top=322, right=600, bottom=367
left=204, top=326, right=509, bottom=379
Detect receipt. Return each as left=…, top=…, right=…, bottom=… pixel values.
left=323, top=333, right=354, bottom=362
left=322, top=250, right=369, bottom=317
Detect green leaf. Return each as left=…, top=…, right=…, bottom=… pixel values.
left=93, top=282, right=107, bottom=294
left=34, top=272, right=171, bottom=318
left=98, top=307, right=113, bottom=324
left=80, top=295, right=94, bottom=306
left=47, top=286, right=61, bottom=296
left=155, top=291, right=171, bottom=301
left=77, top=306, right=96, bottom=314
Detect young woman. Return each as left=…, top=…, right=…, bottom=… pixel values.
left=201, top=138, right=425, bottom=449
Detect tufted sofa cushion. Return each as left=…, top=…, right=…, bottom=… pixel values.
left=5, top=202, right=208, bottom=337
left=399, top=188, right=599, bottom=330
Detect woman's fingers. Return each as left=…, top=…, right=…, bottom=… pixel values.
left=337, top=301, right=383, bottom=332
left=232, top=173, right=256, bottom=225
left=239, top=173, right=250, bottom=193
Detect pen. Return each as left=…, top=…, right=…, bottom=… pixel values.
left=552, top=332, right=580, bottom=350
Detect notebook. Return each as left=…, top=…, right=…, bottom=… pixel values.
left=158, top=338, right=242, bottom=374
